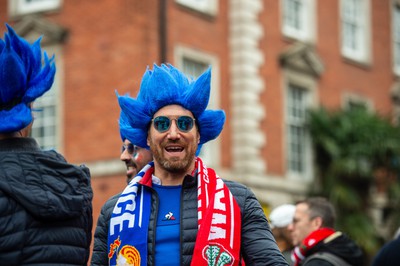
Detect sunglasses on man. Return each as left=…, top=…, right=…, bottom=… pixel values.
left=121, top=143, right=138, bottom=156
left=152, top=116, right=196, bottom=133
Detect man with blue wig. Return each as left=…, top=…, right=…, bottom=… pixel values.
left=91, top=64, right=287, bottom=265
left=0, top=24, right=93, bottom=264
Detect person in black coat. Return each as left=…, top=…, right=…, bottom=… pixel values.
left=372, top=230, right=400, bottom=266
left=0, top=24, right=93, bottom=265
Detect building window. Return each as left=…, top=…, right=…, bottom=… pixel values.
left=281, top=0, right=315, bottom=42
left=393, top=4, right=400, bottom=76
left=342, top=92, right=373, bottom=111
left=174, top=46, right=221, bottom=168
left=181, top=58, right=209, bottom=78
left=175, top=0, right=218, bottom=16
left=31, top=46, right=61, bottom=151
left=31, top=88, right=58, bottom=150
left=8, top=0, right=62, bottom=17
left=347, top=101, right=367, bottom=111
left=286, top=84, right=312, bottom=178
left=340, top=0, right=370, bottom=63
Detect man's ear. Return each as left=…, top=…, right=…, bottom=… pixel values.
left=311, top=216, right=323, bottom=229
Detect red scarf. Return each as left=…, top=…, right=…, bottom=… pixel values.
left=192, top=158, right=243, bottom=266
left=291, top=228, right=336, bottom=266
left=107, top=158, right=243, bottom=265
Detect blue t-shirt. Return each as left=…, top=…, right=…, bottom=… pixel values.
left=153, top=183, right=182, bottom=265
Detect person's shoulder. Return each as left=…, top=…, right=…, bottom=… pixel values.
left=38, top=147, right=66, bottom=160
left=102, top=193, right=122, bottom=210
left=303, top=252, right=351, bottom=266
left=372, top=236, right=400, bottom=265
left=107, top=193, right=121, bottom=203
left=222, top=179, right=255, bottom=205
left=223, top=179, right=248, bottom=192
left=39, top=149, right=91, bottom=176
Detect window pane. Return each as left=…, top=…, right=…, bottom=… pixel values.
left=31, top=90, right=58, bottom=150
left=175, top=0, right=217, bottom=15
left=182, top=58, right=208, bottom=78
left=284, top=0, right=303, bottom=31
left=9, top=0, right=62, bottom=16
left=341, top=0, right=366, bottom=60
left=287, top=84, right=308, bottom=175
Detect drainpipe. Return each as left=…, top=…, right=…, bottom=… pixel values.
left=159, top=0, right=167, bottom=63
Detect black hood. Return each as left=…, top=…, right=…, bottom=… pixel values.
left=308, top=232, right=364, bottom=266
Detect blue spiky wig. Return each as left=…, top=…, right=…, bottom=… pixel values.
left=117, top=63, right=225, bottom=149
left=119, top=109, right=131, bottom=141
left=0, top=24, right=55, bottom=133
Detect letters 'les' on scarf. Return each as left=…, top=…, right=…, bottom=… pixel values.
left=107, top=157, right=243, bottom=266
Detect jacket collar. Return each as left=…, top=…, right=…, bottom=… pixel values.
left=0, top=137, right=41, bottom=152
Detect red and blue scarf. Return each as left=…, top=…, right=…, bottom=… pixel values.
left=107, top=157, right=243, bottom=266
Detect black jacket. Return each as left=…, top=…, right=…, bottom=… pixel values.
left=0, top=138, right=93, bottom=265
left=300, top=232, right=364, bottom=266
left=372, top=236, right=400, bottom=266
left=91, top=174, right=288, bottom=266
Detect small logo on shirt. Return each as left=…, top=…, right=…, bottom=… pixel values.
left=162, top=212, right=176, bottom=221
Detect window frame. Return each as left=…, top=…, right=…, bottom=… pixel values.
left=340, top=0, right=371, bottom=63
left=342, top=92, right=374, bottom=111
left=174, top=45, right=221, bottom=169
left=393, top=2, right=400, bottom=76
left=8, top=0, right=62, bottom=17
left=281, top=0, right=316, bottom=43
left=283, top=71, right=316, bottom=181
left=175, top=0, right=218, bottom=16
left=31, top=44, right=63, bottom=151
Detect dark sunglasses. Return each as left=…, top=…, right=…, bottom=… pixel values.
left=152, top=116, right=195, bottom=133
left=121, top=143, right=138, bottom=155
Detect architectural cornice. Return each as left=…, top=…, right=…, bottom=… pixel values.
left=279, top=42, right=324, bottom=77
left=12, top=15, right=68, bottom=45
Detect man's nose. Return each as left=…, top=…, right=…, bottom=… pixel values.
left=120, top=149, right=131, bottom=161
left=167, top=120, right=181, bottom=139
left=287, top=223, right=294, bottom=231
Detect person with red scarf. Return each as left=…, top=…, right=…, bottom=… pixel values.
left=91, top=64, right=287, bottom=266
left=288, top=197, right=363, bottom=266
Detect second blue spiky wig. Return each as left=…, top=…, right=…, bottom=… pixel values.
left=117, top=64, right=225, bottom=149
left=0, top=24, right=55, bottom=133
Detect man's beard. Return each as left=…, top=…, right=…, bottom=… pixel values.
left=150, top=140, right=197, bottom=174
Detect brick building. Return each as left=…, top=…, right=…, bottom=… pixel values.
left=1, top=0, right=399, bottom=250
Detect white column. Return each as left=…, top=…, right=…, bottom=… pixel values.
left=229, top=0, right=265, bottom=180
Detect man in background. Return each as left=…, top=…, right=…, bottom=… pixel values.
left=121, top=140, right=153, bottom=184
left=288, top=197, right=363, bottom=266
left=120, top=111, right=153, bottom=184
